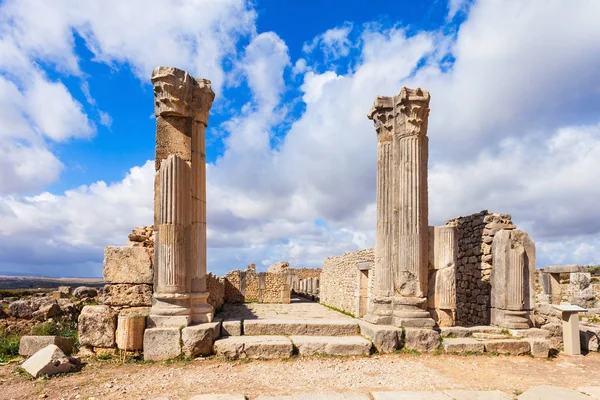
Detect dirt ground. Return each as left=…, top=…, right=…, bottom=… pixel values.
left=2, top=352, right=600, bottom=400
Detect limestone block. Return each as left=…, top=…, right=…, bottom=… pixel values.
left=78, top=305, right=117, bottom=348
left=143, top=328, right=182, bottom=361
left=221, top=320, right=242, bottom=336
left=508, top=328, right=550, bottom=339
left=484, top=339, right=530, bottom=355
left=517, top=386, right=590, bottom=400
left=102, top=284, right=152, bottom=307
left=103, top=246, right=153, bottom=284
left=73, top=286, right=98, bottom=298
left=442, top=338, right=485, bottom=353
left=544, top=265, right=587, bottom=273
left=290, top=336, right=372, bottom=356
left=570, top=272, right=595, bottom=306
left=358, top=321, right=401, bottom=353
left=21, top=345, right=76, bottom=378
left=541, top=322, right=563, bottom=349
left=444, top=390, right=513, bottom=400
left=403, top=329, right=440, bottom=353
left=213, top=336, right=293, bottom=359
left=372, top=392, right=452, bottom=400
left=182, top=321, right=221, bottom=357
left=8, top=300, right=34, bottom=319
left=580, top=324, right=600, bottom=352
left=439, top=326, right=471, bottom=338
left=32, top=303, right=61, bottom=320
left=529, top=339, right=550, bottom=358
left=19, top=336, right=74, bottom=357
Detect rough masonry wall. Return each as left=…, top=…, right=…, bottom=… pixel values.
left=320, top=248, right=374, bottom=315
left=446, top=210, right=515, bottom=326
left=223, top=266, right=290, bottom=304
left=206, top=273, right=225, bottom=310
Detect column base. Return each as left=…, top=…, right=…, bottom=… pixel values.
left=364, top=294, right=394, bottom=325
left=148, top=292, right=191, bottom=328
left=392, top=296, right=435, bottom=328
left=190, top=292, right=214, bottom=324
left=491, top=308, right=533, bottom=329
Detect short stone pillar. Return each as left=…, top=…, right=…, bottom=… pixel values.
left=365, top=87, right=434, bottom=328
left=427, top=226, right=457, bottom=327
left=490, top=230, right=536, bottom=329
left=553, top=304, right=587, bottom=355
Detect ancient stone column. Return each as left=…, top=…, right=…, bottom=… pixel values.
left=365, top=87, right=434, bottom=328
left=148, top=66, right=215, bottom=327
left=490, top=230, right=536, bottom=329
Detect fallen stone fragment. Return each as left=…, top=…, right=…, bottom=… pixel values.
left=19, top=336, right=74, bottom=357
left=21, top=344, right=77, bottom=378
left=182, top=321, right=221, bottom=357
left=78, top=305, right=117, bottom=348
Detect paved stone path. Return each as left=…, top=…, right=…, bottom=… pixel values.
left=216, top=297, right=353, bottom=321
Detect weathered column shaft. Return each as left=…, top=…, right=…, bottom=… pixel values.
left=396, top=133, right=429, bottom=298
left=156, top=155, right=190, bottom=294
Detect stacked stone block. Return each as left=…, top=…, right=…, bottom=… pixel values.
left=320, top=248, right=375, bottom=316
left=78, top=245, right=153, bottom=354
left=206, top=273, right=225, bottom=310
left=446, top=210, right=516, bottom=326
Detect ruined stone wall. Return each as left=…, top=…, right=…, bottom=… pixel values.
left=258, top=272, right=290, bottom=303
left=288, top=268, right=321, bottom=292
left=223, top=266, right=290, bottom=304
left=224, top=270, right=244, bottom=303
left=446, top=211, right=515, bottom=326
left=320, top=248, right=374, bottom=316
left=206, top=273, right=225, bottom=310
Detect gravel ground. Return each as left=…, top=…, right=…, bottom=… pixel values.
left=2, top=352, right=599, bottom=400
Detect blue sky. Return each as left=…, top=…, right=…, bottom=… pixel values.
left=0, top=0, right=599, bottom=277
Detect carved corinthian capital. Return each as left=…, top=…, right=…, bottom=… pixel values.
left=192, top=78, right=215, bottom=126
left=151, top=66, right=194, bottom=117
left=367, top=87, right=431, bottom=138
left=367, top=96, right=394, bottom=138
left=396, top=87, right=430, bottom=137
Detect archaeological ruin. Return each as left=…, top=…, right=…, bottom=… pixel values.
left=63, top=66, right=600, bottom=363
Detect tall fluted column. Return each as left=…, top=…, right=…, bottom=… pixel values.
left=365, top=87, right=434, bottom=328
left=190, top=78, right=215, bottom=324
left=364, top=96, right=395, bottom=324
left=148, top=66, right=214, bottom=328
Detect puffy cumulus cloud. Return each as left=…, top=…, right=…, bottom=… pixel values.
left=3, top=0, right=600, bottom=277
left=0, top=0, right=256, bottom=195
left=0, top=161, right=154, bottom=276
left=303, top=23, right=354, bottom=61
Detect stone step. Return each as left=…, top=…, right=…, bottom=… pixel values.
left=290, top=336, right=372, bottom=356
left=243, top=319, right=360, bottom=336
left=213, top=335, right=293, bottom=360
left=442, top=338, right=485, bottom=353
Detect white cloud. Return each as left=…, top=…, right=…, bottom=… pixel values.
left=303, top=23, right=354, bottom=61
left=2, top=0, right=600, bottom=277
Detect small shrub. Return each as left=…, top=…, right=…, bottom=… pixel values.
left=0, top=331, right=20, bottom=363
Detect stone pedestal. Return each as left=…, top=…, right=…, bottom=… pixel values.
left=427, top=226, right=457, bottom=327
left=553, top=304, right=587, bottom=356
left=147, top=66, right=215, bottom=330
left=365, top=87, right=434, bottom=328
left=491, top=230, right=536, bottom=329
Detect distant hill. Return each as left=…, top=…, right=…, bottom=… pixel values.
left=0, top=275, right=104, bottom=290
